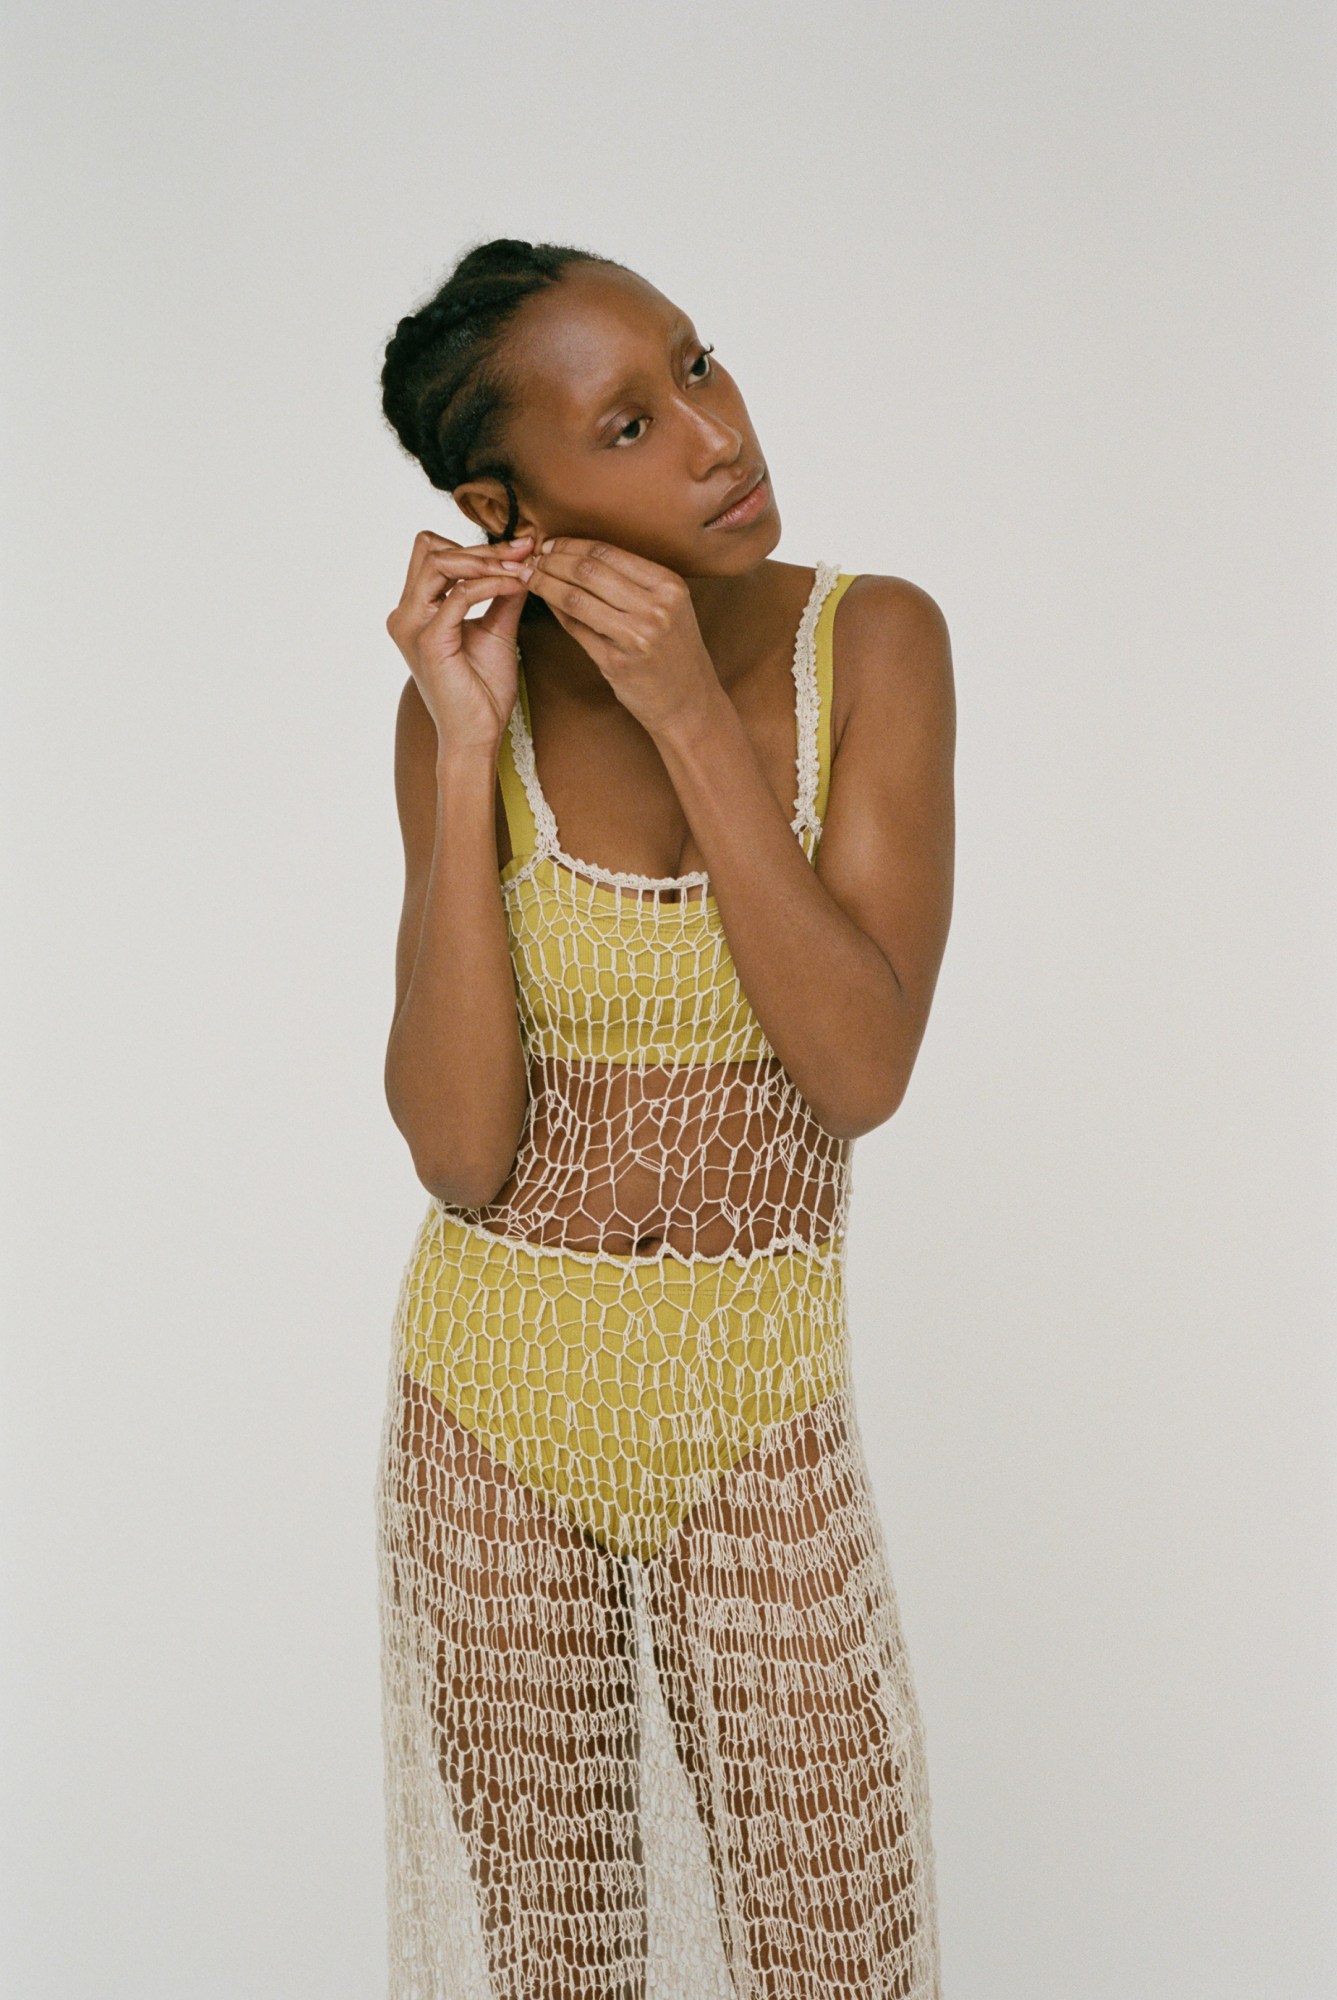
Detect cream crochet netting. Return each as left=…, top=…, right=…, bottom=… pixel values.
left=375, top=563, right=942, bottom=1997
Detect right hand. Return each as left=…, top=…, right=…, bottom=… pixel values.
left=385, top=530, right=534, bottom=755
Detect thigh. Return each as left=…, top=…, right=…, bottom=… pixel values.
left=385, top=1372, right=647, bottom=2000
left=640, top=1386, right=939, bottom=2000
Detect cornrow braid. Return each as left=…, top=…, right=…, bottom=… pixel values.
left=379, top=236, right=624, bottom=542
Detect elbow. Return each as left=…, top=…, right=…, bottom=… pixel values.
left=406, top=1104, right=527, bottom=1210
left=420, top=1170, right=502, bottom=1209
left=387, top=1066, right=526, bottom=1212
left=814, top=1064, right=910, bottom=1143
left=415, top=1149, right=512, bottom=1210
left=388, top=1097, right=518, bottom=1209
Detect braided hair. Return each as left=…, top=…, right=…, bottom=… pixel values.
left=380, top=236, right=626, bottom=543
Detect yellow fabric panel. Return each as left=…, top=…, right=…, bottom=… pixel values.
left=496, top=854, right=785, bottom=1064
left=397, top=1208, right=849, bottom=1561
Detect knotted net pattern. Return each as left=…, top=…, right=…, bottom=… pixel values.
left=375, top=563, right=942, bottom=1997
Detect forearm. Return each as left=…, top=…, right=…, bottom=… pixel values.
left=385, top=749, right=528, bottom=1202
left=655, top=690, right=908, bottom=1139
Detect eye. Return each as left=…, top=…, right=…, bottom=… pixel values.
left=609, top=346, right=717, bottom=447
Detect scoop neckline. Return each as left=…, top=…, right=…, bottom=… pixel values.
left=502, top=846, right=724, bottom=911
left=505, top=562, right=835, bottom=904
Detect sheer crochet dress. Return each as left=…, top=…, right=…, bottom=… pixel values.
left=374, top=561, right=942, bottom=1998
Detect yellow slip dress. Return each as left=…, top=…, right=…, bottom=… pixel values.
left=375, top=562, right=942, bottom=1999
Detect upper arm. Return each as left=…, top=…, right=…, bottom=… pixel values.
left=390, top=675, right=441, bottom=1031
left=815, top=573, right=957, bottom=1059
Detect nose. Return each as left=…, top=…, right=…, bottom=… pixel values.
left=681, top=395, right=744, bottom=475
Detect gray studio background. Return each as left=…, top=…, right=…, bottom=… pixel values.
left=3, top=4, right=1334, bottom=1996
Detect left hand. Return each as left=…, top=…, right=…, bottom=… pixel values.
left=512, top=537, right=722, bottom=739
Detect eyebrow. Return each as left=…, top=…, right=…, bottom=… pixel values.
left=590, top=318, right=695, bottom=423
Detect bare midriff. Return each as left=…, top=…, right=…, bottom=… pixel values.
left=457, top=1054, right=843, bottom=1259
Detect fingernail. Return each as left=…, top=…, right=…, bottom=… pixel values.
left=499, top=559, right=524, bottom=571
left=540, top=537, right=555, bottom=552
left=509, top=533, right=534, bottom=546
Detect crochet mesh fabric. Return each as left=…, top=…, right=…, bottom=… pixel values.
left=374, top=563, right=942, bottom=1998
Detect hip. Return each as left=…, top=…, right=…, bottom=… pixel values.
left=392, top=1203, right=850, bottom=1440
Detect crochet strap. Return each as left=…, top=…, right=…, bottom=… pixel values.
left=810, top=569, right=857, bottom=829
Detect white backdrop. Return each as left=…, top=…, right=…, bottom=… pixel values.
left=3, top=4, right=1334, bottom=1995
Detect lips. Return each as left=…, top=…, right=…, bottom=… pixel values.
left=703, top=465, right=767, bottom=527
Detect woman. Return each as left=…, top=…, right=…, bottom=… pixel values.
left=375, top=236, right=955, bottom=2000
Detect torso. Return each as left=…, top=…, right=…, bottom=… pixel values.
left=460, top=558, right=862, bottom=1260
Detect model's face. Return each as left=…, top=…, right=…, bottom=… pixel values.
left=456, top=263, right=781, bottom=574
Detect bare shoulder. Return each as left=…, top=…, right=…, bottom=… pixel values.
left=830, top=572, right=956, bottom=759
left=815, top=571, right=955, bottom=1028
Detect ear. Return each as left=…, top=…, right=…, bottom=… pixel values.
left=452, top=475, right=541, bottom=545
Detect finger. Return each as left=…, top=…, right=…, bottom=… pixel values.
left=534, top=535, right=665, bottom=590
left=400, top=568, right=524, bottom=644
left=523, top=564, right=623, bottom=639
left=413, top=544, right=532, bottom=611
left=399, top=529, right=533, bottom=601
left=414, top=529, right=534, bottom=553
left=471, top=580, right=529, bottom=645
left=398, top=528, right=482, bottom=599
left=527, top=545, right=644, bottom=613
left=435, top=572, right=529, bottom=619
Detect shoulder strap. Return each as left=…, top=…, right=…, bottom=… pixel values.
left=496, top=661, right=541, bottom=870
left=812, top=571, right=857, bottom=824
